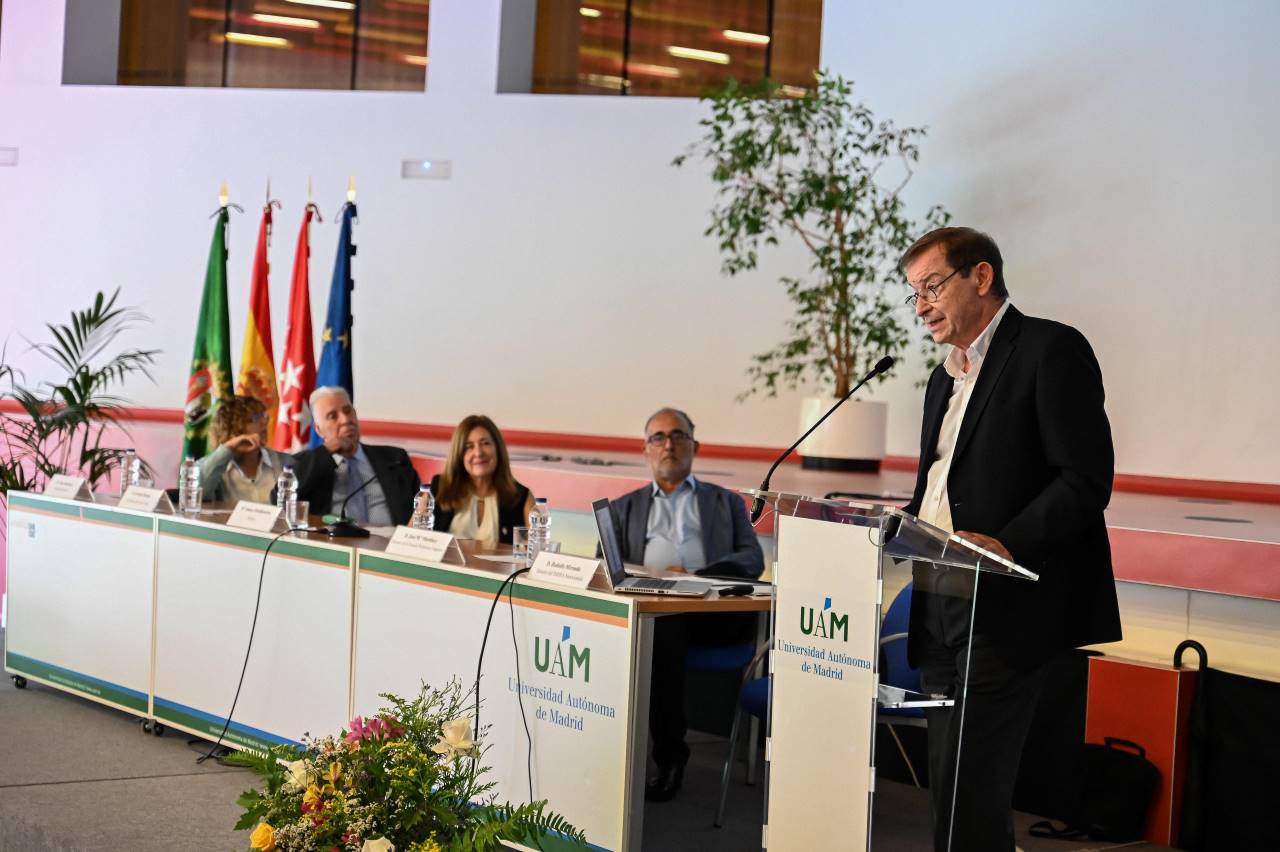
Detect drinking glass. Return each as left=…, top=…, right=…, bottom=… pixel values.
left=512, top=526, right=531, bottom=566
left=287, top=499, right=310, bottom=530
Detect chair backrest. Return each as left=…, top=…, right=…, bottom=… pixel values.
left=881, top=582, right=919, bottom=693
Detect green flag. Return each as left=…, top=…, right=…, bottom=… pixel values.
left=182, top=207, right=234, bottom=459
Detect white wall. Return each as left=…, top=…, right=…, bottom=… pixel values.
left=1, top=1, right=1277, bottom=483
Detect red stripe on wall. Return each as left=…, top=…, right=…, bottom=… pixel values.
left=1109, top=527, right=1280, bottom=601
left=4, top=401, right=1277, bottom=504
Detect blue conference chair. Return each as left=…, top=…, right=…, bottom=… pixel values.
left=713, top=641, right=771, bottom=828
left=878, top=581, right=925, bottom=786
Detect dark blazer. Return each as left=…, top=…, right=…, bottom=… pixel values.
left=609, top=478, right=765, bottom=579
left=288, top=443, right=420, bottom=526
left=904, top=305, right=1121, bottom=663
left=427, top=474, right=531, bottom=545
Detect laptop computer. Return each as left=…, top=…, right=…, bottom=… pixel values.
left=592, top=498, right=710, bottom=597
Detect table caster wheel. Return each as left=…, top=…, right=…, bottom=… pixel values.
left=140, top=719, right=153, bottom=734
left=151, top=723, right=166, bottom=737
left=12, top=676, right=27, bottom=689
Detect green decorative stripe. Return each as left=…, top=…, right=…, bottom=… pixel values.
left=82, top=505, right=154, bottom=530
left=158, top=519, right=349, bottom=567
left=359, top=554, right=630, bottom=620
left=7, top=492, right=82, bottom=517
left=5, top=652, right=147, bottom=713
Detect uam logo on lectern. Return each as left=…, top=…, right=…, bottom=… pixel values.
left=534, top=625, right=591, bottom=683
left=800, top=595, right=849, bottom=642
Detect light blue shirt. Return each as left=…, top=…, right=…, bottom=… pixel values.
left=332, top=446, right=393, bottom=527
left=643, top=475, right=706, bottom=570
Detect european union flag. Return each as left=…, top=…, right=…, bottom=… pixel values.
left=312, top=202, right=357, bottom=445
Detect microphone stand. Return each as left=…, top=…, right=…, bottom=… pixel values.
left=325, top=471, right=379, bottom=539
left=750, top=356, right=895, bottom=522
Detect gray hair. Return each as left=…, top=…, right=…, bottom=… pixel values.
left=309, top=385, right=352, bottom=411
left=644, top=407, right=695, bottom=436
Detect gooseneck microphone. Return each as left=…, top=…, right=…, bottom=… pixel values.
left=749, top=355, right=896, bottom=523
left=325, top=470, right=379, bottom=539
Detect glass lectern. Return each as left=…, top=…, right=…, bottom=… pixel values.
left=743, top=490, right=1037, bottom=851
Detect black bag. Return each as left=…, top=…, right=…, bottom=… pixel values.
left=1029, top=737, right=1160, bottom=842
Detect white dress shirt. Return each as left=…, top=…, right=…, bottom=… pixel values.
left=918, top=301, right=1012, bottom=533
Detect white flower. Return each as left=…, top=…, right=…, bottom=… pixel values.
left=279, top=758, right=310, bottom=791
left=430, top=717, right=475, bottom=757
left=362, top=838, right=395, bottom=852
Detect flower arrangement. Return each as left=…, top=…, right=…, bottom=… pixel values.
left=229, top=680, right=585, bottom=851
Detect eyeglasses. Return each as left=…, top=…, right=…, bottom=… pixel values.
left=904, top=268, right=962, bottom=307
left=645, top=430, right=694, bottom=447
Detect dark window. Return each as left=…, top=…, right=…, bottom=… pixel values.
left=64, top=0, right=430, bottom=91
left=522, top=0, right=821, bottom=97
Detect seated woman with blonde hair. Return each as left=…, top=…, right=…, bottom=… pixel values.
left=197, top=395, right=294, bottom=505
left=430, top=415, right=534, bottom=546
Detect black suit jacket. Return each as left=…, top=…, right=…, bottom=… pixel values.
left=288, top=443, right=420, bottom=526
left=609, top=479, right=765, bottom=579
left=904, top=305, right=1121, bottom=662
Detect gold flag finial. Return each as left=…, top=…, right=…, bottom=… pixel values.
left=347, top=175, right=356, bottom=203
left=219, top=180, right=229, bottom=207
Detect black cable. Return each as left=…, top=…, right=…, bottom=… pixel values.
left=198, top=528, right=294, bottom=764
left=472, top=567, right=531, bottom=766
left=508, top=577, right=534, bottom=801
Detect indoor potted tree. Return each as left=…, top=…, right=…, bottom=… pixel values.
left=674, top=72, right=948, bottom=470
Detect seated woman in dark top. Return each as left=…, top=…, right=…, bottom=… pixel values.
left=430, top=415, right=534, bottom=546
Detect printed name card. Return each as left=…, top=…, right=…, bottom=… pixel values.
left=227, top=501, right=282, bottom=532
left=44, top=474, right=94, bottom=502
left=386, top=527, right=461, bottom=563
left=529, top=552, right=601, bottom=590
left=118, top=486, right=174, bottom=514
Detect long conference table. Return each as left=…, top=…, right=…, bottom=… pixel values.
left=2, top=490, right=768, bottom=852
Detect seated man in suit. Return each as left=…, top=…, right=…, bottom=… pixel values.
left=291, top=386, right=420, bottom=527
left=608, top=407, right=764, bottom=801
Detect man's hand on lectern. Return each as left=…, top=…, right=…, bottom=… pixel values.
left=954, top=531, right=1013, bottom=563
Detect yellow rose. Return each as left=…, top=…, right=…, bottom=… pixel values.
left=249, top=822, right=276, bottom=851
left=362, top=838, right=395, bottom=852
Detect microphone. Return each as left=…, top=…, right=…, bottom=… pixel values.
left=324, top=465, right=382, bottom=539
left=323, top=456, right=413, bottom=538
left=749, top=356, right=896, bottom=523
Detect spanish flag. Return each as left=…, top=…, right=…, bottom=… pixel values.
left=235, top=200, right=280, bottom=442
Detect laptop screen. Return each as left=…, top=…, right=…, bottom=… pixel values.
left=592, top=498, right=628, bottom=586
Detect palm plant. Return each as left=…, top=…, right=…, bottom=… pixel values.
left=0, top=289, right=159, bottom=496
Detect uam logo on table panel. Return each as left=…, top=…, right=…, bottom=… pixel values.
left=534, top=625, right=591, bottom=684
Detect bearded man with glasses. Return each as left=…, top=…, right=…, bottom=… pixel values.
left=603, top=407, right=764, bottom=802
left=900, top=227, right=1121, bottom=851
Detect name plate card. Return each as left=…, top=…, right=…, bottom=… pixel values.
left=44, top=474, right=94, bottom=502
left=386, top=527, right=463, bottom=563
left=529, top=551, right=600, bottom=590
left=118, top=486, right=174, bottom=514
left=227, top=501, right=282, bottom=532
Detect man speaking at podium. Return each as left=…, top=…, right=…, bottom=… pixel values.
left=900, top=227, right=1121, bottom=852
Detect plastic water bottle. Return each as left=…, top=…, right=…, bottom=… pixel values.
left=276, top=465, right=298, bottom=511
left=178, top=456, right=201, bottom=515
left=119, top=448, right=140, bottom=494
left=410, top=485, right=434, bottom=530
left=528, top=497, right=551, bottom=558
